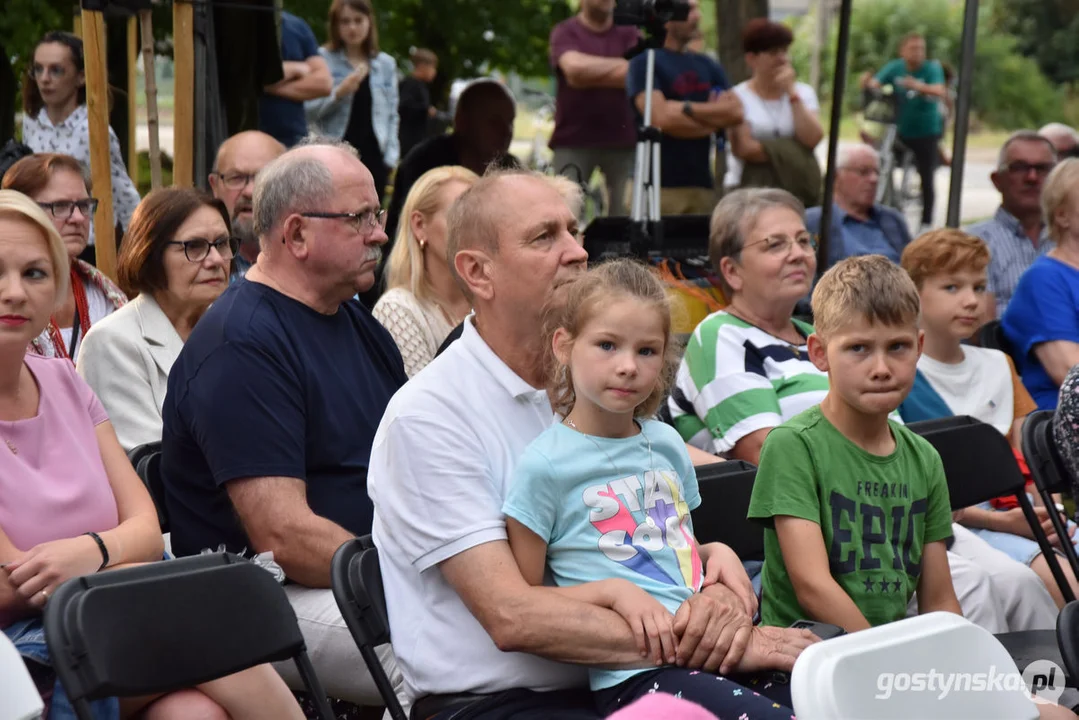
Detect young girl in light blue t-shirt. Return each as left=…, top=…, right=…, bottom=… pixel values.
left=502, top=259, right=797, bottom=718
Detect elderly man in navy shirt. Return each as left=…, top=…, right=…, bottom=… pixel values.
left=160, top=138, right=409, bottom=710
left=805, top=144, right=912, bottom=268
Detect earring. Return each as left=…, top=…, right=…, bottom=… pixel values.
left=418, top=238, right=427, bottom=250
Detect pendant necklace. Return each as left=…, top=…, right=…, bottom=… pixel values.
left=564, top=417, right=659, bottom=529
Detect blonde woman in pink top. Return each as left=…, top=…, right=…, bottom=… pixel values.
left=0, top=189, right=303, bottom=720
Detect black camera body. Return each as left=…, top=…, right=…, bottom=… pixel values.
left=613, top=0, right=691, bottom=28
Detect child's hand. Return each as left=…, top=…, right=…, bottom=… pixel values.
left=610, top=582, right=677, bottom=666
left=700, top=542, right=758, bottom=619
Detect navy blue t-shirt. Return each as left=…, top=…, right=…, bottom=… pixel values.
left=259, top=12, right=319, bottom=147
left=626, top=49, right=730, bottom=189
left=161, top=280, right=407, bottom=558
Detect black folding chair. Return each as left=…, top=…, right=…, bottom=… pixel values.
left=44, top=553, right=334, bottom=720
left=1058, top=602, right=1079, bottom=681
left=978, top=319, right=1022, bottom=368
left=1023, top=410, right=1079, bottom=580
left=909, top=415, right=1075, bottom=603
left=126, top=441, right=167, bottom=532
left=691, top=460, right=764, bottom=562
left=331, top=537, right=408, bottom=720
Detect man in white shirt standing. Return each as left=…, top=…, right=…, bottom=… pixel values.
left=367, top=169, right=816, bottom=719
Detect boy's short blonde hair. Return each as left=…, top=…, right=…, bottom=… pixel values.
left=900, top=229, right=990, bottom=290
left=812, top=255, right=921, bottom=339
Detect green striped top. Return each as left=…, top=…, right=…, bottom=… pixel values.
left=669, top=311, right=829, bottom=454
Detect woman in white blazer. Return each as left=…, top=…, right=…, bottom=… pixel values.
left=77, top=188, right=234, bottom=453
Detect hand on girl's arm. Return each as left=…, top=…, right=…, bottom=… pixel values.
left=698, top=541, right=757, bottom=618
left=775, top=516, right=872, bottom=633
left=916, top=541, right=963, bottom=616
left=508, top=517, right=676, bottom=665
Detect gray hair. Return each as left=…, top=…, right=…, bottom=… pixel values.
left=708, top=188, right=806, bottom=295
left=997, top=130, right=1057, bottom=170
left=252, top=136, right=360, bottom=244
left=837, top=144, right=879, bottom=170
left=1041, top=158, right=1079, bottom=243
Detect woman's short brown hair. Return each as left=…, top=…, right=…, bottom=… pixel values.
left=1, top=153, right=89, bottom=197
left=742, top=18, right=794, bottom=54
left=327, top=0, right=380, bottom=57
left=117, top=187, right=230, bottom=297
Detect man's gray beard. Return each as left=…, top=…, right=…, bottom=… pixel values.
left=232, top=217, right=257, bottom=249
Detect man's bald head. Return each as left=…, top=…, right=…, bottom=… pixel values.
left=210, top=131, right=287, bottom=253
left=1040, top=123, right=1079, bottom=157
left=213, top=130, right=285, bottom=176
left=453, top=80, right=516, bottom=169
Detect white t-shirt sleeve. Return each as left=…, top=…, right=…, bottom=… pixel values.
left=370, top=411, right=508, bottom=572
left=795, top=82, right=820, bottom=112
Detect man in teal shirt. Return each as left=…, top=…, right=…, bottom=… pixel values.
left=864, top=33, right=946, bottom=231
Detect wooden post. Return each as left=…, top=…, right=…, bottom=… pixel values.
left=127, top=15, right=139, bottom=188
left=80, top=6, right=117, bottom=280
left=172, top=0, right=195, bottom=187
left=140, top=10, right=163, bottom=190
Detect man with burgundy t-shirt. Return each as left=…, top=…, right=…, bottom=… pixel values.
left=549, top=0, right=640, bottom=216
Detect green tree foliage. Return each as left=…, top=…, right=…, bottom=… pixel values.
left=788, top=0, right=1062, bottom=130
left=990, top=0, right=1079, bottom=86
left=285, top=0, right=572, bottom=103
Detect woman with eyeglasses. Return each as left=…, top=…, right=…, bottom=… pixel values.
left=668, top=188, right=823, bottom=466
left=2, top=153, right=127, bottom=361
left=75, top=188, right=234, bottom=453
left=1004, top=159, right=1079, bottom=410
left=20, top=31, right=141, bottom=232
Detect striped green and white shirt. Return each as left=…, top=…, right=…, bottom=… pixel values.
left=669, top=311, right=829, bottom=453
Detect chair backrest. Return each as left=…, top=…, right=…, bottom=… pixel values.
left=127, top=441, right=167, bottom=532
left=1057, top=601, right=1079, bottom=680
left=1024, top=410, right=1073, bottom=495
left=691, top=460, right=764, bottom=562
left=330, top=538, right=407, bottom=720
left=907, top=415, right=1026, bottom=508
left=978, top=320, right=1022, bottom=367
left=44, top=552, right=330, bottom=716
left=0, top=630, right=45, bottom=720
left=792, top=612, right=1040, bottom=720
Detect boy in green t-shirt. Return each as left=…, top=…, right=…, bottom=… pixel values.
left=748, top=254, right=960, bottom=632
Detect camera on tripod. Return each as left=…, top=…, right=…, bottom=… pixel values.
left=613, top=0, right=691, bottom=29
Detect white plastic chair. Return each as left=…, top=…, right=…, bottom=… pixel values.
left=0, top=630, right=44, bottom=720
left=791, top=612, right=1041, bottom=719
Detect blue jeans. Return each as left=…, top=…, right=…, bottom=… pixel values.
left=3, top=617, right=119, bottom=720
left=968, top=500, right=1079, bottom=565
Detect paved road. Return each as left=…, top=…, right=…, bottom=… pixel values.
left=139, top=125, right=999, bottom=226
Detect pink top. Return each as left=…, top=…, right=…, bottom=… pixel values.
left=607, top=695, right=718, bottom=720
left=0, top=354, right=118, bottom=552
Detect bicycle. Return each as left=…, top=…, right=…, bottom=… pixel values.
left=556, top=162, right=608, bottom=228
left=860, top=85, right=922, bottom=221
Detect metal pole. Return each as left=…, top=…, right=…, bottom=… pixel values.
left=946, top=0, right=980, bottom=228
left=817, top=0, right=853, bottom=272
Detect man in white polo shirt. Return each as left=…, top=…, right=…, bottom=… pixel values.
left=367, top=169, right=816, bottom=718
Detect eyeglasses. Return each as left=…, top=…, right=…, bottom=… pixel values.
left=300, top=209, right=387, bottom=234
left=29, top=64, right=68, bottom=81
left=742, top=232, right=818, bottom=256
left=1001, top=161, right=1055, bottom=177
left=1060, top=147, right=1079, bottom=160
left=213, top=171, right=258, bottom=190
left=167, top=236, right=237, bottom=263
left=38, top=199, right=99, bottom=220
left=840, top=166, right=880, bottom=178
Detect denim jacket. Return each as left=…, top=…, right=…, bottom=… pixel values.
left=305, top=48, right=400, bottom=167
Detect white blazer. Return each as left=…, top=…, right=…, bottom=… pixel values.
left=76, top=293, right=184, bottom=453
